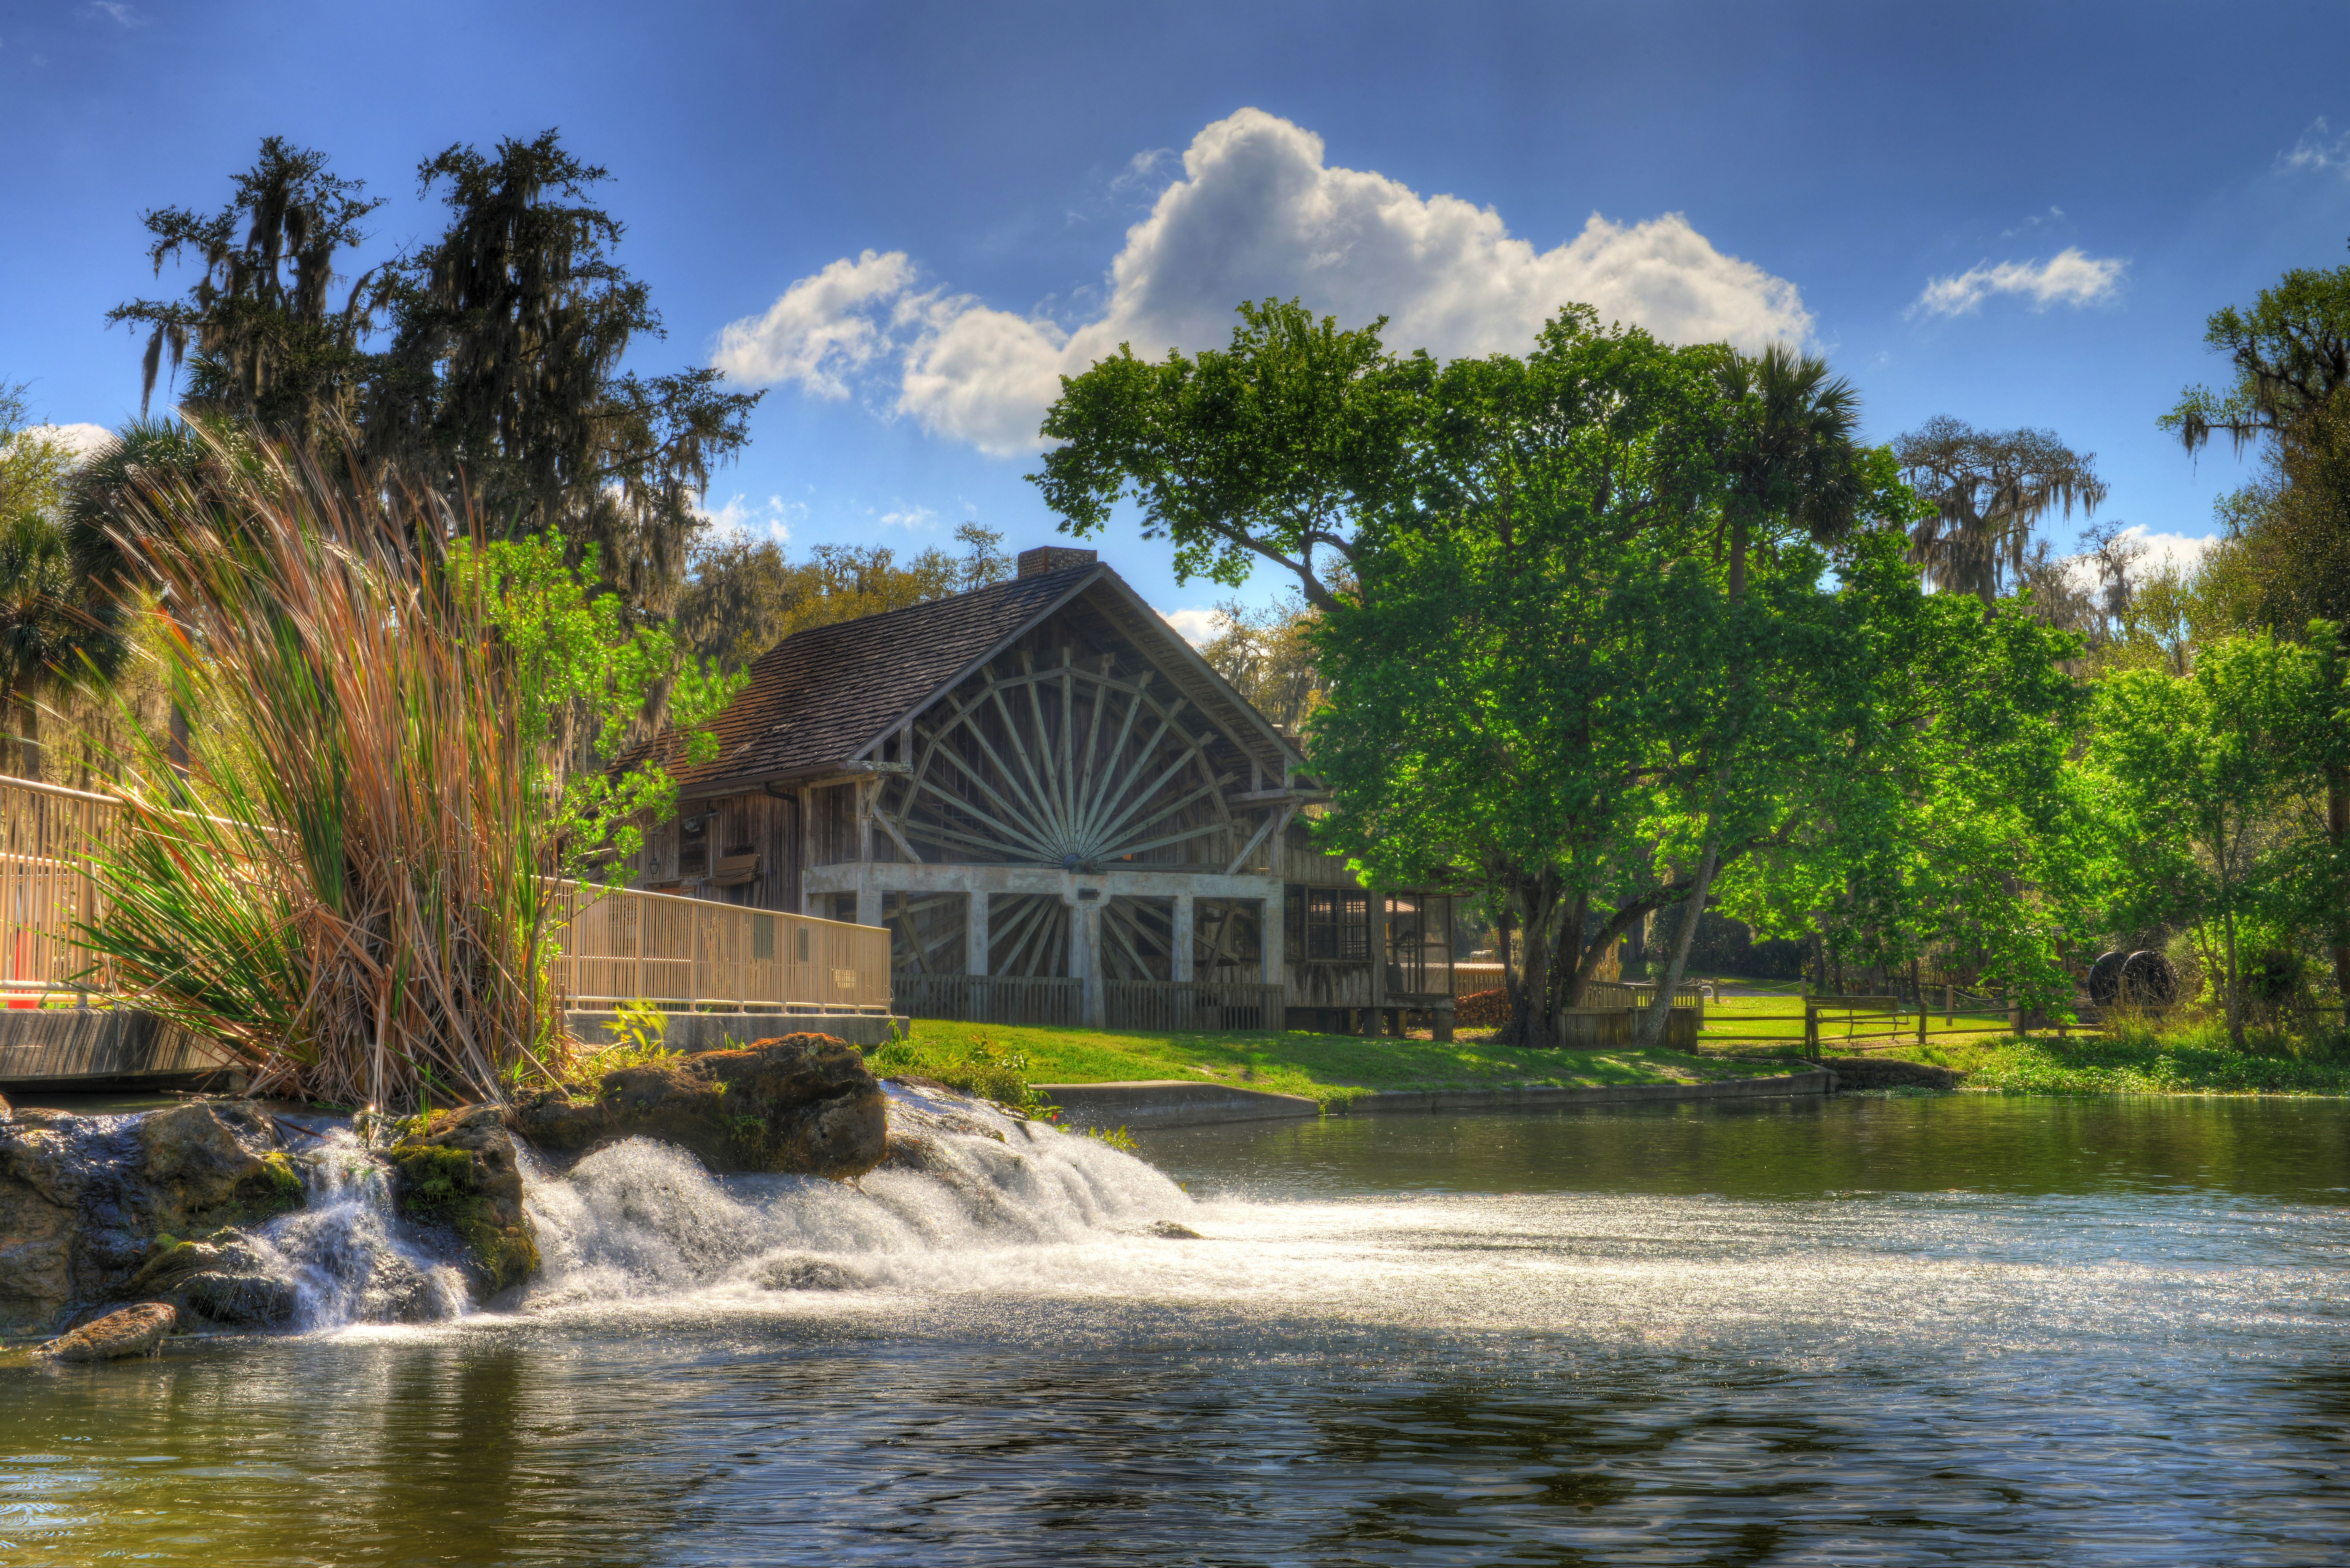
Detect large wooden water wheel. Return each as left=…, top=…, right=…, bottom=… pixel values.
left=875, top=651, right=1236, bottom=871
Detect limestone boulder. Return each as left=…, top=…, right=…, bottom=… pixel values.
left=518, top=1034, right=887, bottom=1180
left=385, top=1104, right=539, bottom=1296
left=36, top=1300, right=177, bottom=1362
left=126, top=1227, right=296, bottom=1328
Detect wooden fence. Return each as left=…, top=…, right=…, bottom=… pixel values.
left=1104, top=980, right=1287, bottom=1033
left=894, top=973, right=1083, bottom=1026
left=0, top=775, right=892, bottom=1016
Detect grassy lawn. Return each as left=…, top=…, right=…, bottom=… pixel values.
left=1694, top=989, right=2018, bottom=1050
left=872, top=1019, right=1809, bottom=1110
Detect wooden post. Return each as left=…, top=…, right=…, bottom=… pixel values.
left=1170, top=894, right=1195, bottom=982
left=965, top=891, right=990, bottom=978
left=1944, top=984, right=1954, bottom=1024
left=1804, top=995, right=1818, bottom=1060
left=1917, top=995, right=1927, bottom=1048
left=2009, top=991, right=2024, bottom=1039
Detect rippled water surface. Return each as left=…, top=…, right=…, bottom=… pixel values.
left=4, top=1094, right=2346, bottom=1565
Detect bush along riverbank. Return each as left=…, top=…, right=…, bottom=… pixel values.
left=0, top=1032, right=894, bottom=1350
left=1815, top=1029, right=2350, bottom=1097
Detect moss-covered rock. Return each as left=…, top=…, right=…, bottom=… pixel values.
left=0, top=1097, right=302, bottom=1336
left=385, top=1105, right=539, bottom=1296
left=517, top=1033, right=887, bottom=1179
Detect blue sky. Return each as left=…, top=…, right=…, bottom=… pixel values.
left=5, top=0, right=2349, bottom=628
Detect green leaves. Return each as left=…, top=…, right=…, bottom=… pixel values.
left=447, top=535, right=745, bottom=887
left=1032, top=298, right=1421, bottom=607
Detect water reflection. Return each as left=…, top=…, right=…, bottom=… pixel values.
left=1, top=1096, right=2344, bottom=1565
left=1136, top=1093, right=2350, bottom=1201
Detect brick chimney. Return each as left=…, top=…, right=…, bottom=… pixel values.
left=1017, top=545, right=1099, bottom=578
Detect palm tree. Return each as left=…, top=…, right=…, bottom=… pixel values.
left=1893, top=417, right=2106, bottom=606
left=1713, top=345, right=1864, bottom=599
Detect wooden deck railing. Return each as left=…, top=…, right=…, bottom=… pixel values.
left=0, top=777, right=123, bottom=1006
left=547, top=882, right=891, bottom=1014
left=0, top=775, right=891, bottom=1015
left=1104, top=980, right=1286, bottom=1033
left=895, top=973, right=1083, bottom=1026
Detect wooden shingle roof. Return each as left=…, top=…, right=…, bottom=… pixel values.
left=655, top=559, right=1302, bottom=801
left=663, top=565, right=1093, bottom=795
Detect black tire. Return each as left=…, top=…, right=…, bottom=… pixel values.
left=2086, top=951, right=2128, bottom=1006
left=2120, top=950, right=2176, bottom=1006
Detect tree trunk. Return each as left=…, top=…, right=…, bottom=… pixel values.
left=1501, top=874, right=1564, bottom=1050
left=2331, top=765, right=2350, bottom=998
left=1727, top=513, right=1749, bottom=603
left=2221, top=903, right=2245, bottom=1052
left=1636, top=844, right=1721, bottom=1047
left=16, top=682, right=41, bottom=786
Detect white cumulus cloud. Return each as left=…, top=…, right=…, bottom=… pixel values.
left=715, top=108, right=1815, bottom=456
left=1156, top=606, right=1224, bottom=647
left=1910, top=247, right=2127, bottom=318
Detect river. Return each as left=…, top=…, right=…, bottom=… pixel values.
left=3, top=1093, right=2345, bottom=1565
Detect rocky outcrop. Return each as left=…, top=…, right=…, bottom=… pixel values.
left=385, top=1105, right=539, bottom=1296
left=35, top=1300, right=177, bottom=1361
left=124, top=1227, right=296, bottom=1328
left=518, top=1034, right=887, bottom=1179
left=0, top=1099, right=304, bottom=1337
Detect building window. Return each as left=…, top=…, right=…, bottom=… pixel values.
left=679, top=813, right=711, bottom=879
left=1286, top=885, right=1368, bottom=962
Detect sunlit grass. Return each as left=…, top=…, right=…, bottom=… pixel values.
left=880, top=1020, right=1807, bottom=1109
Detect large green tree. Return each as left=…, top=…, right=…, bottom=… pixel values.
left=2090, top=632, right=2345, bottom=1044
left=2165, top=244, right=2350, bottom=992
left=1892, top=417, right=2107, bottom=606
left=1032, top=298, right=1422, bottom=611
left=1304, top=308, right=1736, bottom=1045
left=110, top=133, right=759, bottom=617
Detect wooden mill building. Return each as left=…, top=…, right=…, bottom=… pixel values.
left=627, top=546, right=1455, bottom=1035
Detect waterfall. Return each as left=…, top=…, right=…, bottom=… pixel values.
left=251, top=1127, right=470, bottom=1331
left=239, top=1084, right=1196, bottom=1330
left=519, top=1083, right=1197, bottom=1312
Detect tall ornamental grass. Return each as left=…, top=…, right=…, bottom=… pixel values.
left=77, top=437, right=562, bottom=1110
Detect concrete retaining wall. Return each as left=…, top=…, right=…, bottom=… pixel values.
left=1035, top=1070, right=1833, bottom=1130
left=1334, top=1071, right=1836, bottom=1115
left=1036, top=1080, right=1320, bottom=1129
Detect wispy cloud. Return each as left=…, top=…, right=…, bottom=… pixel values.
left=2281, top=117, right=2350, bottom=176
left=1909, top=247, right=2126, bottom=318
left=1999, top=205, right=2065, bottom=239
left=83, top=2, right=143, bottom=26
left=695, top=491, right=803, bottom=541
left=876, top=505, right=937, bottom=531
left=1108, top=146, right=1176, bottom=193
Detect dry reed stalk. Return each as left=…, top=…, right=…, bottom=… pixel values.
left=75, top=433, right=563, bottom=1110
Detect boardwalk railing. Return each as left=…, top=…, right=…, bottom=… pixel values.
left=0, top=775, right=891, bottom=1016
left=1104, top=980, right=1286, bottom=1033
left=895, top=973, right=1083, bottom=1026
left=0, top=777, right=123, bottom=1006
left=547, top=882, right=891, bottom=1014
